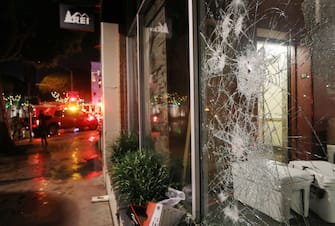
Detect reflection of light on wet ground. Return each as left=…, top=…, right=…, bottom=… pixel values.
left=30, top=154, right=47, bottom=184
left=71, top=172, right=81, bottom=180
left=86, top=153, right=99, bottom=160
left=84, top=171, right=101, bottom=179
left=29, top=153, right=42, bottom=165
left=88, top=136, right=96, bottom=142
left=1, top=131, right=111, bottom=226
left=71, top=148, right=79, bottom=170
left=33, top=177, right=49, bottom=205
left=33, top=176, right=45, bottom=182
left=71, top=147, right=81, bottom=180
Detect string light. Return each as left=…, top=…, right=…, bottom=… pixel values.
left=151, top=92, right=188, bottom=105
left=3, top=94, right=21, bottom=108
left=51, top=91, right=68, bottom=102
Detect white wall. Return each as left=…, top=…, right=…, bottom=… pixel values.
left=101, top=22, right=121, bottom=158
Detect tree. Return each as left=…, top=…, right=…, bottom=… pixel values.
left=37, top=72, right=71, bottom=101
left=0, top=79, right=15, bottom=152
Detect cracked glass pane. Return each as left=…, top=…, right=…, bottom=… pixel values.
left=198, top=0, right=335, bottom=225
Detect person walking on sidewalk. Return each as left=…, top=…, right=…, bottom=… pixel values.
left=38, top=110, right=48, bottom=146
left=11, top=113, right=21, bottom=141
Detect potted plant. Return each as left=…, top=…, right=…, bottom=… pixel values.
left=112, top=148, right=170, bottom=205
left=110, top=131, right=139, bottom=164
left=111, top=148, right=170, bottom=225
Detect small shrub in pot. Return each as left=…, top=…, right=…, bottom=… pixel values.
left=110, top=131, right=139, bottom=164
left=112, top=149, right=170, bottom=206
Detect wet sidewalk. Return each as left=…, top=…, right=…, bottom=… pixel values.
left=0, top=131, right=113, bottom=226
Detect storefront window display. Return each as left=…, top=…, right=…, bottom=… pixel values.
left=139, top=0, right=192, bottom=207
left=197, top=0, right=335, bottom=225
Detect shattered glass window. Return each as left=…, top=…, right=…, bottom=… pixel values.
left=198, top=0, right=335, bottom=225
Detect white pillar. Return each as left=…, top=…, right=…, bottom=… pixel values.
left=101, top=22, right=121, bottom=159
left=101, top=22, right=121, bottom=225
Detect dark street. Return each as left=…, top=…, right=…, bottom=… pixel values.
left=0, top=130, right=113, bottom=226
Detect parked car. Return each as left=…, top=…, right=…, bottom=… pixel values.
left=33, top=109, right=98, bottom=136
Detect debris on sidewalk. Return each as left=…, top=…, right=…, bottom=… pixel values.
left=91, top=195, right=109, bottom=203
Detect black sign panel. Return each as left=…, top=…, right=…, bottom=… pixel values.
left=59, top=4, right=94, bottom=32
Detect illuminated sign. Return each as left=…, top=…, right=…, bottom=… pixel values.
left=149, top=22, right=169, bottom=34
left=148, top=20, right=172, bottom=38
left=60, top=4, right=94, bottom=32
left=64, top=11, right=90, bottom=25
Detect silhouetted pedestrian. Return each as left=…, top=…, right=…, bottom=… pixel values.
left=38, top=110, right=48, bottom=146
left=12, top=113, right=21, bottom=141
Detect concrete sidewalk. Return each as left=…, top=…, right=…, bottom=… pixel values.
left=0, top=131, right=113, bottom=226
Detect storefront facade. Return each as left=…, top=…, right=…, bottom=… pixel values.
left=101, top=0, right=335, bottom=225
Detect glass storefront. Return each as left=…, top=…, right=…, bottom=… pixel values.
left=123, top=0, right=335, bottom=224
left=138, top=0, right=192, bottom=208
left=197, top=0, right=335, bottom=225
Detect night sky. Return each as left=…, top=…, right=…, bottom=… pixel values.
left=0, top=0, right=100, bottom=102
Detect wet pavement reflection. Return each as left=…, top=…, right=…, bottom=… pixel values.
left=0, top=130, right=113, bottom=226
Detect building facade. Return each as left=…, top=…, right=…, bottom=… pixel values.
left=100, top=0, right=335, bottom=225
left=90, top=61, right=102, bottom=106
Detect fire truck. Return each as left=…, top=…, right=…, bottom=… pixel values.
left=32, top=102, right=65, bottom=118
left=31, top=101, right=99, bottom=137
left=31, top=102, right=65, bottom=137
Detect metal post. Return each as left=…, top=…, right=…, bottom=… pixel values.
left=29, top=105, right=33, bottom=142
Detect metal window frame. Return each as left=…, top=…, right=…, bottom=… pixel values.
left=127, top=0, right=203, bottom=221
left=188, top=0, right=202, bottom=221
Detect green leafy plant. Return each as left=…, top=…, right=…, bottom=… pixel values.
left=110, top=131, right=139, bottom=163
left=112, top=149, right=170, bottom=206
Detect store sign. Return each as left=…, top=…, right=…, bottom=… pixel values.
left=149, top=20, right=172, bottom=38
left=149, top=22, right=169, bottom=34
left=59, top=4, right=94, bottom=32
